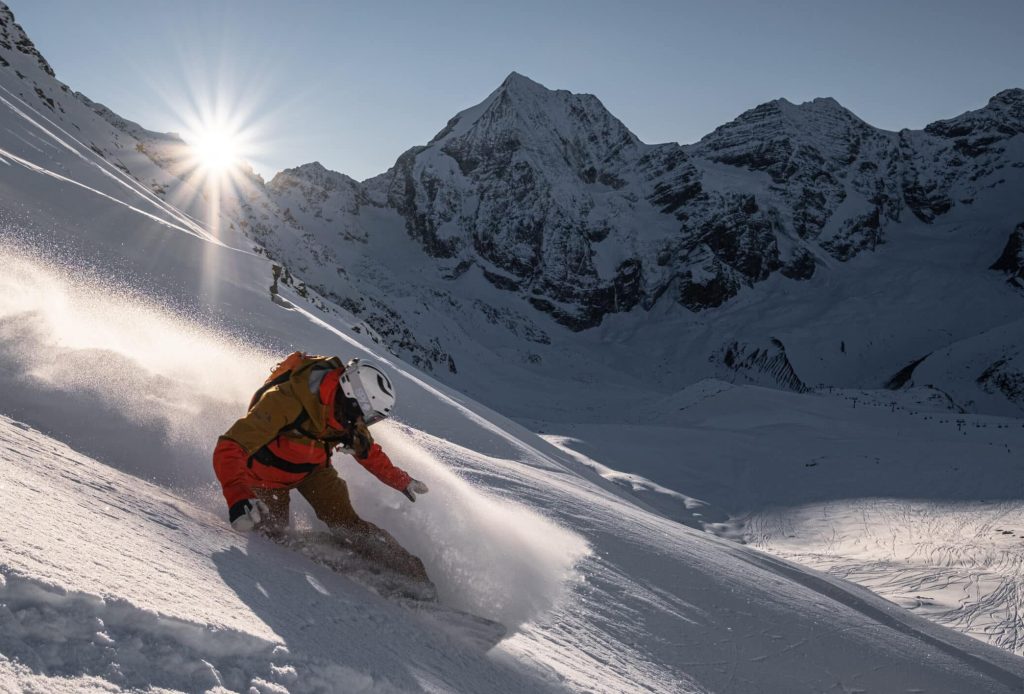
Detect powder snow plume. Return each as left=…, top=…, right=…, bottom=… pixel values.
left=0, top=243, right=589, bottom=630
left=0, top=244, right=272, bottom=486
left=340, top=426, right=590, bottom=631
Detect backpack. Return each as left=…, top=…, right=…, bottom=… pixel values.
left=248, top=351, right=335, bottom=410
left=247, top=352, right=348, bottom=460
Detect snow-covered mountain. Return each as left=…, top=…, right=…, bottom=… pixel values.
left=3, top=3, right=1024, bottom=691
left=222, top=71, right=1024, bottom=420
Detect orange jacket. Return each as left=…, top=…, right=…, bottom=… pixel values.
left=213, top=359, right=411, bottom=509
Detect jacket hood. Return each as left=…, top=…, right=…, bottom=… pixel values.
left=287, top=357, right=344, bottom=433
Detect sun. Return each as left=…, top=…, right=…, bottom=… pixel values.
left=190, top=126, right=242, bottom=174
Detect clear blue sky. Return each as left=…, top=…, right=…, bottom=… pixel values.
left=13, top=0, right=1023, bottom=181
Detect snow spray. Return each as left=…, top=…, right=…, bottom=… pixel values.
left=336, top=426, right=591, bottom=631
left=0, top=245, right=271, bottom=486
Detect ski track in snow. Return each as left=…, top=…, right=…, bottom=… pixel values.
left=0, top=84, right=231, bottom=248
left=546, top=383, right=1024, bottom=668
left=744, top=498, right=1024, bottom=655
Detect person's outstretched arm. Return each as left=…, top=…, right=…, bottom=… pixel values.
left=354, top=443, right=413, bottom=492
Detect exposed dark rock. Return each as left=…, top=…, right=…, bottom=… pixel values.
left=33, top=86, right=53, bottom=110
left=885, top=354, right=930, bottom=389
left=442, top=258, right=474, bottom=280
left=717, top=338, right=810, bottom=392
left=0, top=4, right=56, bottom=77
left=780, top=248, right=816, bottom=280
left=650, top=179, right=703, bottom=215
left=990, top=222, right=1024, bottom=284
left=473, top=300, right=551, bottom=344
left=528, top=296, right=598, bottom=331
left=696, top=196, right=782, bottom=281
left=677, top=263, right=741, bottom=311
left=977, top=359, right=1024, bottom=407
left=925, top=89, right=1024, bottom=144
left=822, top=207, right=883, bottom=261
left=902, top=178, right=953, bottom=223
left=481, top=268, right=522, bottom=291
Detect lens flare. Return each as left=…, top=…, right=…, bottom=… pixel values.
left=180, top=113, right=257, bottom=184
left=190, top=126, right=241, bottom=173
left=136, top=38, right=290, bottom=251
left=158, top=108, right=264, bottom=247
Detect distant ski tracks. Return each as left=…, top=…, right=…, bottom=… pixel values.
left=744, top=498, right=1024, bottom=655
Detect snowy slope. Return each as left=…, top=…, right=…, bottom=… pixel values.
left=5, top=371, right=1024, bottom=693
left=539, top=381, right=1024, bottom=655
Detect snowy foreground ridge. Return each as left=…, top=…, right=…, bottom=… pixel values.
left=4, top=404, right=1024, bottom=694
left=0, top=1, right=1024, bottom=691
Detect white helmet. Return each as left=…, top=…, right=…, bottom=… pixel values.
left=339, top=358, right=396, bottom=425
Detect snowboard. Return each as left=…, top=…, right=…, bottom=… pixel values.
left=270, top=529, right=507, bottom=650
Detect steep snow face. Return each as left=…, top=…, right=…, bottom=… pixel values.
left=689, top=96, right=900, bottom=264
left=925, top=88, right=1024, bottom=153
left=268, top=162, right=363, bottom=232
left=430, top=72, right=641, bottom=171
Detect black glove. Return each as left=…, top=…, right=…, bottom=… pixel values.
left=229, top=499, right=270, bottom=532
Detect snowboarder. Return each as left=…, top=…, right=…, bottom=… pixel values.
left=212, top=352, right=431, bottom=580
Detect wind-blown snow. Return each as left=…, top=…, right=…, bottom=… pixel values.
left=0, top=243, right=588, bottom=635
left=345, top=428, right=590, bottom=629
left=0, top=243, right=270, bottom=484
left=0, top=414, right=556, bottom=693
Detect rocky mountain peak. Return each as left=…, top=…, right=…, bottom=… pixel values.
left=268, top=161, right=358, bottom=194
left=0, top=2, right=55, bottom=78
left=770, top=95, right=849, bottom=114
left=433, top=72, right=640, bottom=181
left=700, top=94, right=866, bottom=145
left=692, top=95, right=873, bottom=183
left=925, top=87, right=1024, bottom=144
left=989, top=87, right=1024, bottom=107
left=497, top=70, right=548, bottom=96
